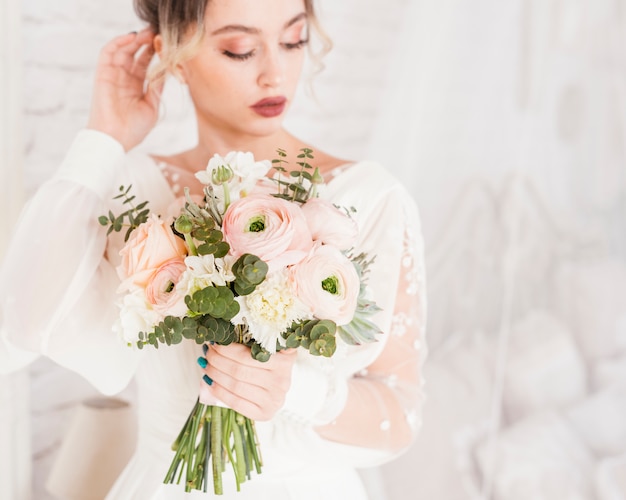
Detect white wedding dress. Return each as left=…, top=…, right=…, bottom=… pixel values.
left=0, top=130, right=427, bottom=499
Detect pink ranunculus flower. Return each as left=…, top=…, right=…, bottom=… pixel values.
left=222, top=194, right=313, bottom=271
left=290, top=244, right=360, bottom=326
left=118, top=214, right=188, bottom=290
left=301, top=198, right=358, bottom=251
left=145, top=258, right=188, bottom=318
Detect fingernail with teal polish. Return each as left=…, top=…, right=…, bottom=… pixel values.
left=209, top=341, right=215, bottom=345
left=203, top=375, right=213, bottom=386
left=203, top=344, right=209, bottom=355
left=197, top=357, right=208, bottom=369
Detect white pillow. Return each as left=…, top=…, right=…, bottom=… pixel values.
left=565, top=382, right=626, bottom=458
left=595, top=454, right=626, bottom=500
left=474, top=411, right=595, bottom=500
left=502, top=310, right=587, bottom=423
left=556, top=258, right=626, bottom=362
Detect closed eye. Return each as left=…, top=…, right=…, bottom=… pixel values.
left=282, top=39, right=309, bottom=50
left=223, top=50, right=255, bottom=61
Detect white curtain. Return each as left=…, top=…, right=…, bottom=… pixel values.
left=368, top=1, right=626, bottom=499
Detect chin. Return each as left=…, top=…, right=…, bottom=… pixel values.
left=244, top=117, right=286, bottom=139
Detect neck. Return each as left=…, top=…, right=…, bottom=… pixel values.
left=189, top=120, right=302, bottom=168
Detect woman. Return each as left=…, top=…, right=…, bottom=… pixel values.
left=0, top=0, right=426, bottom=498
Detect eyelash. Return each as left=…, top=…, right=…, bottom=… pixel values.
left=222, top=39, right=309, bottom=61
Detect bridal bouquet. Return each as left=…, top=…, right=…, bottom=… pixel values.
left=99, top=149, right=381, bottom=494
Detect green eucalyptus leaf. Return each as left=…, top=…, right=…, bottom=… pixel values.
left=250, top=343, right=271, bottom=362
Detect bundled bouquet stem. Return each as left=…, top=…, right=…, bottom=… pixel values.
left=164, top=399, right=261, bottom=493
left=101, top=149, right=381, bottom=494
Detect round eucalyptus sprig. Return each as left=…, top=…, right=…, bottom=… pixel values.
left=136, top=314, right=236, bottom=349
left=282, top=319, right=337, bottom=357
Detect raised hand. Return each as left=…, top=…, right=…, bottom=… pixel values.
left=87, top=29, right=164, bottom=151
left=199, top=343, right=298, bottom=421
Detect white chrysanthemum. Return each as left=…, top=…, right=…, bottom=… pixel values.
left=231, top=270, right=311, bottom=353
left=177, top=254, right=236, bottom=296
left=114, top=289, right=161, bottom=345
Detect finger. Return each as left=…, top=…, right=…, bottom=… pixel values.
left=204, top=364, right=277, bottom=401
left=132, top=42, right=156, bottom=76
left=207, top=383, right=265, bottom=420
left=205, top=350, right=278, bottom=389
left=99, top=28, right=154, bottom=64
left=211, top=343, right=296, bottom=370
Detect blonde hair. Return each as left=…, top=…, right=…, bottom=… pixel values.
left=133, top=0, right=332, bottom=83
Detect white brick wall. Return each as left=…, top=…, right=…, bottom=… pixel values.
left=21, top=1, right=408, bottom=498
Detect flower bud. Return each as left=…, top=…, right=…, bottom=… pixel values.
left=212, top=164, right=234, bottom=185
left=174, top=214, right=193, bottom=234
left=311, top=167, right=324, bottom=185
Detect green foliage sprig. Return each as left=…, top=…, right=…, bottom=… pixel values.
left=98, top=185, right=150, bottom=241
left=282, top=319, right=337, bottom=357
left=338, top=252, right=383, bottom=345
left=271, top=148, right=324, bottom=203
left=174, top=189, right=229, bottom=258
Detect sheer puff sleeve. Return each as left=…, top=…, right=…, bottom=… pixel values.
left=280, top=161, right=427, bottom=467
left=0, top=130, right=172, bottom=395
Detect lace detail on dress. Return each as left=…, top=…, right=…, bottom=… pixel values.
left=402, top=214, right=422, bottom=297
left=156, top=161, right=204, bottom=197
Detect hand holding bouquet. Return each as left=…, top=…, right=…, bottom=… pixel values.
left=100, top=149, right=381, bottom=494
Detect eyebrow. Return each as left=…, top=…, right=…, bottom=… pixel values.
left=210, top=12, right=307, bottom=36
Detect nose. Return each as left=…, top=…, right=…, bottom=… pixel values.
left=257, top=48, right=283, bottom=88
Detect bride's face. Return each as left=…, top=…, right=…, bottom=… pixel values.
left=177, top=0, right=309, bottom=139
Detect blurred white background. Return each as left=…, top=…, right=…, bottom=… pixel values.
left=1, top=0, right=626, bottom=499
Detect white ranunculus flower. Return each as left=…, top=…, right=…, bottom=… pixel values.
left=114, top=289, right=161, bottom=345
left=231, top=270, right=311, bottom=353
left=177, top=254, right=236, bottom=297
left=195, top=151, right=271, bottom=209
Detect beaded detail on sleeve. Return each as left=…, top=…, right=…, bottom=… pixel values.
left=321, top=193, right=427, bottom=456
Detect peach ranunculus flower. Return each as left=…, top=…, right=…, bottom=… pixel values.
left=289, top=244, right=360, bottom=326
left=145, top=258, right=188, bottom=318
left=301, top=198, right=358, bottom=251
left=221, top=194, right=313, bottom=271
left=118, top=214, right=188, bottom=290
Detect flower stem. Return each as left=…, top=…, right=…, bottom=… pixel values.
left=233, top=414, right=246, bottom=486
left=184, top=233, right=198, bottom=256
left=211, top=406, right=223, bottom=495
left=185, top=401, right=203, bottom=491
left=247, top=419, right=263, bottom=473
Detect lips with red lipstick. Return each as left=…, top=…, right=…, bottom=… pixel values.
left=250, top=96, right=287, bottom=118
